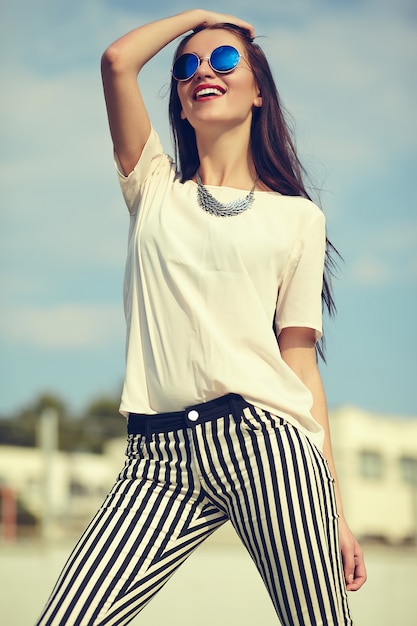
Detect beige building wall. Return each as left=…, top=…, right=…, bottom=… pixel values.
left=330, top=406, right=417, bottom=543
left=0, top=446, right=115, bottom=523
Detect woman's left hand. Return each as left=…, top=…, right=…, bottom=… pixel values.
left=338, top=516, right=367, bottom=591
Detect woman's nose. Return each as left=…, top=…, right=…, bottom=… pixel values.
left=195, top=57, right=214, bottom=77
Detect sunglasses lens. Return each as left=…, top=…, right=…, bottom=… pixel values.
left=210, top=46, right=240, bottom=72
left=172, top=53, right=199, bottom=81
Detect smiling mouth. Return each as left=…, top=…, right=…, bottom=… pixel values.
left=193, top=87, right=226, bottom=100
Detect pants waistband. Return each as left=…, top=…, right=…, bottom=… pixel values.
left=128, top=393, right=247, bottom=436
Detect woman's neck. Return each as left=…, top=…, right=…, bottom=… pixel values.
left=195, top=126, right=257, bottom=190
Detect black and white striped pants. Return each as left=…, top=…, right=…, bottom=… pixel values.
left=36, top=394, right=353, bottom=626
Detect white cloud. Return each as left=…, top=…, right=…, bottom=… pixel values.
left=349, top=256, right=392, bottom=285
left=0, top=67, right=138, bottom=272
left=0, top=304, right=124, bottom=349
left=1, top=69, right=109, bottom=178
left=371, top=219, right=417, bottom=254
left=261, top=7, right=417, bottom=171
left=344, top=216, right=417, bottom=286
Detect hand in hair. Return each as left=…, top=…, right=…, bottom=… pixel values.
left=193, top=10, right=255, bottom=39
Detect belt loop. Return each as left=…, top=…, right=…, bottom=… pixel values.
left=228, top=394, right=243, bottom=423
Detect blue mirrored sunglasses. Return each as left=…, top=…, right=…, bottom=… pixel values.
left=172, top=45, right=241, bottom=81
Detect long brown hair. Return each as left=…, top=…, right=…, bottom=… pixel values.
left=169, top=24, right=340, bottom=360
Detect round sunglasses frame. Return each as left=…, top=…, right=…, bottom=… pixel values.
left=171, top=45, right=242, bottom=82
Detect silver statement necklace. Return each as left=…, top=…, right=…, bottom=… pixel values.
left=196, top=171, right=258, bottom=217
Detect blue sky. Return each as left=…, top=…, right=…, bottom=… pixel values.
left=1, top=0, right=416, bottom=418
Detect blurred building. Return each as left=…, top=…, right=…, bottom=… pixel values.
left=1, top=406, right=417, bottom=543
left=330, top=406, right=417, bottom=544
left=0, top=445, right=117, bottom=536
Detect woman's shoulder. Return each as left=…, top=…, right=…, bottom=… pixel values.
left=259, top=190, right=323, bottom=219
left=115, top=126, right=178, bottom=214
left=117, top=126, right=177, bottom=183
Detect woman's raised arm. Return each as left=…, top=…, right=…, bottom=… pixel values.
left=100, top=9, right=254, bottom=176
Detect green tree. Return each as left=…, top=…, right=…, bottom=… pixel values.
left=79, top=395, right=125, bottom=453
left=0, top=391, right=126, bottom=453
left=0, top=393, right=68, bottom=448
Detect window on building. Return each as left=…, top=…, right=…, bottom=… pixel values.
left=69, top=479, right=88, bottom=496
left=399, top=456, right=417, bottom=485
left=359, top=450, right=384, bottom=480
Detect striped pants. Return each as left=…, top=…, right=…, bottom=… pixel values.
left=36, top=394, right=352, bottom=626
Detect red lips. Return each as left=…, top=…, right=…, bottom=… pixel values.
left=192, top=83, right=226, bottom=100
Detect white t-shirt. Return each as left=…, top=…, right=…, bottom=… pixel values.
left=116, top=128, right=326, bottom=450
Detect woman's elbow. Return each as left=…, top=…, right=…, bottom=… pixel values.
left=101, top=43, right=123, bottom=77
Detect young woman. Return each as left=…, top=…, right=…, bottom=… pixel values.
left=36, top=9, right=366, bottom=626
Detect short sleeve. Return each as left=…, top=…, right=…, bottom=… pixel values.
left=114, top=127, right=166, bottom=215
left=275, top=209, right=326, bottom=340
